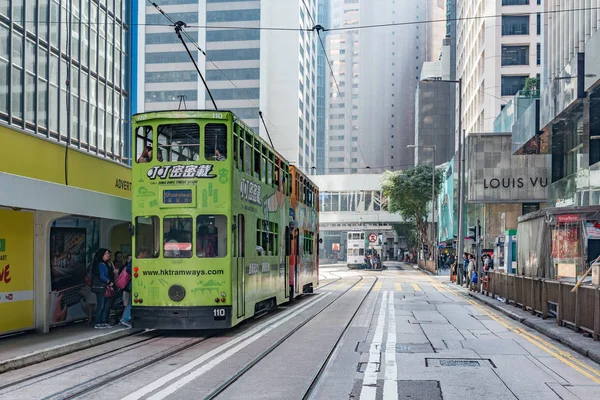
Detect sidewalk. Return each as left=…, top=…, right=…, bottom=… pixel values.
left=448, top=282, right=600, bottom=364
left=0, top=322, right=140, bottom=373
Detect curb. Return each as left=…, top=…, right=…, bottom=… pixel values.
left=0, top=328, right=142, bottom=374
left=465, top=291, right=600, bottom=365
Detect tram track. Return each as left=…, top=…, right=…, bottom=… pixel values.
left=203, top=273, right=377, bottom=400
left=0, top=331, right=216, bottom=400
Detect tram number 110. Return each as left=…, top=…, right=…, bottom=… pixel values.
left=213, top=308, right=226, bottom=320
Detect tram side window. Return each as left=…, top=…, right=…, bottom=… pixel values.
left=233, top=133, right=239, bottom=169
left=135, top=216, right=160, bottom=258
left=197, top=215, right=227, bottom=258
left=244, top=137, right=252, bottom=174
left=256, top=219, right=278, bottom=256
left=136, top=126, right=153, bottom=163
left=303, top=232, right=314, bottom=255
left=163, top=216, right=193, bottom=258
left=157, top=123, right=200, bottom=162
left=205, top=123, right=227, bottom=161
left=254, top=144, right=261, bottom=180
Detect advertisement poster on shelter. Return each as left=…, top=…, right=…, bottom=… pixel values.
left=48, top=227, right=89, bottom=325
left=551, top=227, right=579, bottom=259
left=0, top=209, right=34, bottom=335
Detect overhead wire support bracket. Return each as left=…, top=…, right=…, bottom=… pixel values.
left=174, top=20, right=218, bottom=110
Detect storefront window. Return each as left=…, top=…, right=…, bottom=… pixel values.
left=135, top=216, right=159, bottom=258
left=163, top=216, right=193, bottom=258
left=197, top=215, right=227, bottom=258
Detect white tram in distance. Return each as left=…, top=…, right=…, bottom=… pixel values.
left=346, top=231, right=366, bottom=269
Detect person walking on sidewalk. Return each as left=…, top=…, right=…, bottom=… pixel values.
left=467, top=254, right=476, bottom=291
left=91, top=248, right=115, bottom=329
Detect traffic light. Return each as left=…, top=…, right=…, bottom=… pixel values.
left=468, top=225, right=477, bottom=241
left=467, top=221, right=482, bottom=242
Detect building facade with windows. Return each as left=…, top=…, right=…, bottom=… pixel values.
left=539, top=1, right=600, bottom=207
left=457, top=0, right=542, bottom=134
left=137, top=0, right=318, bottom=172
left=0, top=0, right=132, bottom=335
left=315, top=0, right=329, bottom=175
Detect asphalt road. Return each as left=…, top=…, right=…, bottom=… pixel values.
left=2, top=262, right=599, bottom=400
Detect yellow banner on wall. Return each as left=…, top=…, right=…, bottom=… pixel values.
left=0, top=209, right=35, bottom=335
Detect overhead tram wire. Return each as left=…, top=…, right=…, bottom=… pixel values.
left=301, top=1, right=370, bottom=168
left=20, top=5, right=600, bottom=29
left=182, top=5, right=600, bottom=32
left=147, top=0, right=285, bottom=152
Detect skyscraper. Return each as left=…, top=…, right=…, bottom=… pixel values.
left=316, top=0, right=329, bottom=175
left=324, top=0, right=446, bottom=174
left=457, top=0, right=542, bottom=134
left=136, top=0, right=318, bottom=171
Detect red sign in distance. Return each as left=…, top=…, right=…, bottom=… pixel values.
left=557, top=214, right=578, bottom=223
left=368, top=233, right=378, bottom=243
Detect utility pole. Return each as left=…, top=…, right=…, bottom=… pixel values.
left=456, top=79, right=464, bottom=285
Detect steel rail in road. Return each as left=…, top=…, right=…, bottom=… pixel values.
left=202, top=273, right=377, bottom=400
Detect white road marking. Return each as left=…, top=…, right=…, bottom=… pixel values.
left=360, top=290, right=388, bottom=400
left=121, top=293, right=331, bottom=400
left=383, top=291, right=397, bottom=399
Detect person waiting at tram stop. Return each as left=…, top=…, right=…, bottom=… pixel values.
left=90, top=248, right=115, bottom=329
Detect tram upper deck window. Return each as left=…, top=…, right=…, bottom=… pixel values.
left=197, top=215, right=227, bottom=258
left=163, top=216, right=193, bottom=258
left=157, top=123, right=200, bottom=162
left=136, top=126, right=153, bottom=163
left=205, top=123, right=227, bottom=161
left=135, top=216, right=159, bottom=258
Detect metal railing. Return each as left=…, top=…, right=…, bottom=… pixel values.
left=485, top=271, right=600, bottom=341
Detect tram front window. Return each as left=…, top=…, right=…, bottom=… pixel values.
left=135, top=216, right=159, bottom=258
left=163, top=216, right=193, bottom=258
left=197, top=215, right=227, bottom=258
left=157, top=123, right=200, bottom=162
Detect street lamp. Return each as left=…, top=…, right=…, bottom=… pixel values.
left=421, top=77, right=463, bottom=284
left=407, top=144, right=436, bottom=273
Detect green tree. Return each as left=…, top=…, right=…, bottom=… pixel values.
left=381, top=165, right=442, bottom=256
left=392, top=223, right=418, bottom=254
left=521, top=76, right=540, bottom=96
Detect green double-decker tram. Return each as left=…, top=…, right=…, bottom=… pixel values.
left=130, top=110, right=318, bottom=329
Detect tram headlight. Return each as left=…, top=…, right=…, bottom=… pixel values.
left=134, top=267, right=139, bottom=272
left=221, top=292, right=226, bottom=297
left=134, top=292, right=138, bottom=298
left=215, top=298, right=220, bottom=303
left=221, top=298, right=226, bottom=303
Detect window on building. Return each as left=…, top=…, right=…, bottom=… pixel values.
left=502, top=15, right=529, bottom=35
left=501, top=45, right=529, bottom=66
left=501, top=75, right=529, bottom=96
left=522, top=203, right=539, bottom=215
left=537, top=43, right=541, bottom=65
left=537, top=13, right=541, bottom=35
left=502, top=0, right=528, bottom=5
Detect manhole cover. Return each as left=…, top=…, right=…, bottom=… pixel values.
left=440, top=360, right=481, bottom=367
left=426, top=358, right=495, bottom=368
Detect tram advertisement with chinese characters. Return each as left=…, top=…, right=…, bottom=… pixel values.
left=0, top=209, right=35, bottom=335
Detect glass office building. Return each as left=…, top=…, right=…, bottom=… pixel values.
left=0, top=0, right=130, bottom=163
